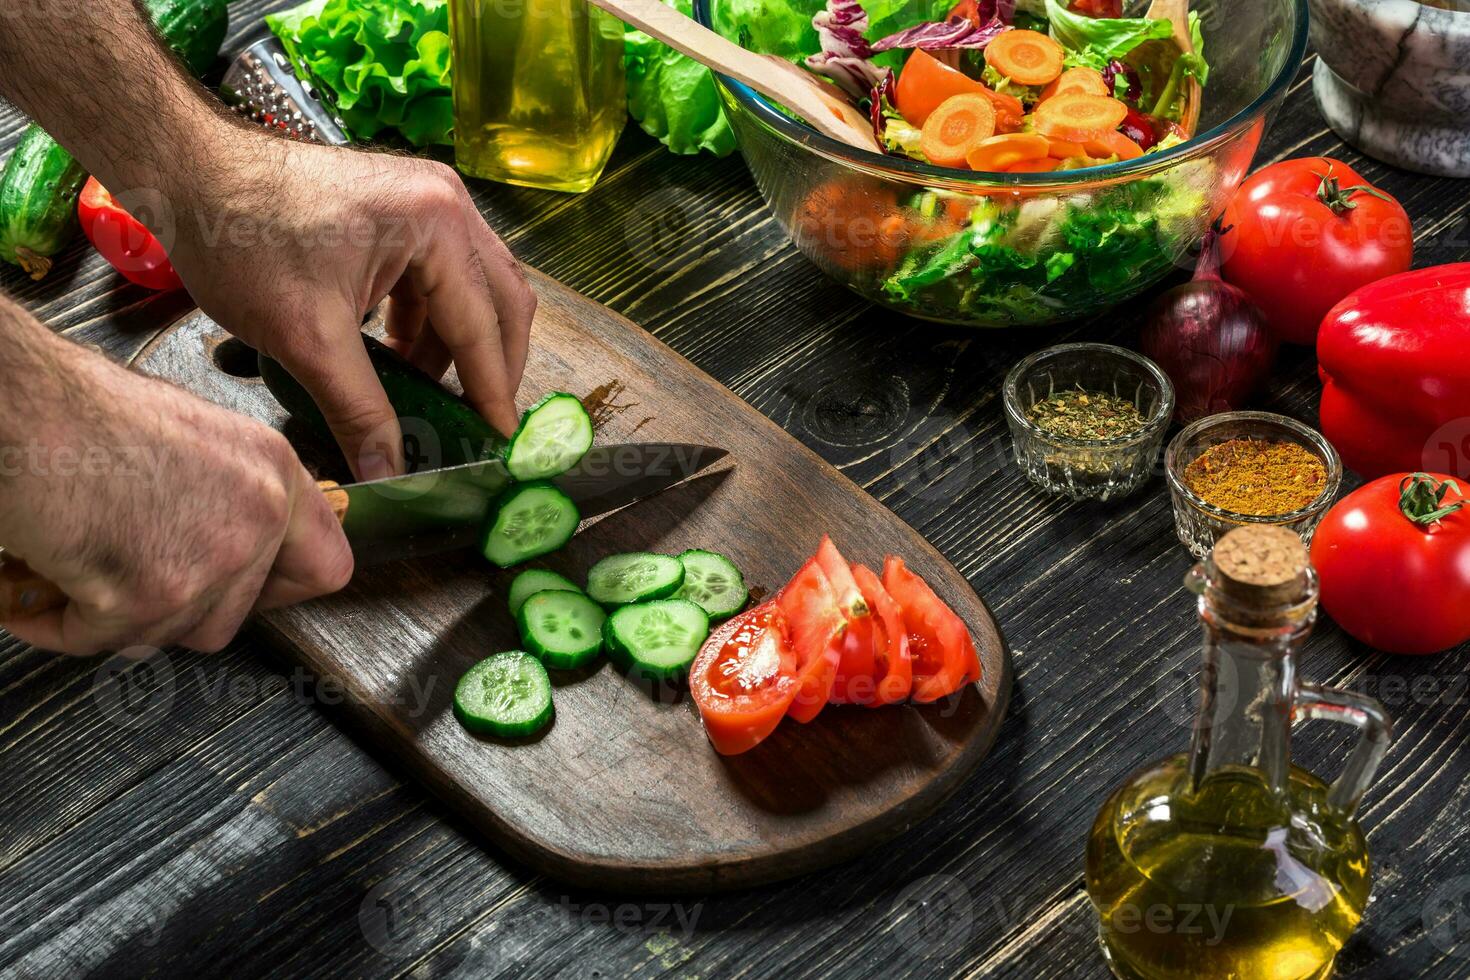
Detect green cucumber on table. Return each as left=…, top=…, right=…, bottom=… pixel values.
left=676, top=549, right=747, bottom=621
left=0, top=126, right=87, bottom=280
left=517, top=590, right=606, bottom=670
left=259, top=334, right=507, bottom=470
left=480, top=482, right=580, bottom=568
left=453, top=651, right=553, bottom=738
left=603, top=598, right=710, bottom=681
left=507, top=569, right=582, bottom=617
left=0, top=0, right=227, bottom=280
left=586, top=553, right=685, bottom=609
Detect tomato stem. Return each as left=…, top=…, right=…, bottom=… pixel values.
left=1315, top=166, right=1394, bottom=216
left=1398, top=473, right=1465, bottom=528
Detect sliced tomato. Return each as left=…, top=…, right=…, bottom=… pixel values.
left=853, top=563, right=912, bottom=705
left=882, top=557, right=981, bottom=702
left=777, top=555, right=846, bottom=723
left=816, top=536, right=881, bottom=706
left=690, top=602, right=800, bottom=755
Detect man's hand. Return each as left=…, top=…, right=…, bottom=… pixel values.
left=161, top=134, right=536, bottom=479
left=0, top=311, right=353, bottom=655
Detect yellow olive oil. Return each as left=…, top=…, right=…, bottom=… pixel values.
left=449, top=0, right=625, bottom=192
left=1086, top=754, right=1371, bottom=980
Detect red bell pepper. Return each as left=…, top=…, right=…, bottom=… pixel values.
left=1317, top=263, right=1470, bottom=480
left=77, top=177, right=184, bottom=292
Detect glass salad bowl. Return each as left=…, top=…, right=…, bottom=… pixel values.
left=692, top=0, right=1309, bottom=327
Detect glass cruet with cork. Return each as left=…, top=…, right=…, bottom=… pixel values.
left=1086, top=525, right=1393, bottom=980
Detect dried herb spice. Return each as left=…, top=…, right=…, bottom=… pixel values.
left=1027, top=388, right=1148, bottom=440
left=1183, top=439, right=1327, bottom=516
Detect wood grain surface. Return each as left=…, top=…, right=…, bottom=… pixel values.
left=129, top=281, right=1012, bottom=893
left=2, top=2, right=1470, bottom=976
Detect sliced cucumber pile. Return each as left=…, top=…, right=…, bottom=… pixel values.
left=481, top=482, right=580, bottom=568
left=518, top=590, right=606, bottom=670
left=676, top=549, right=747, bottom=621
left=586, top=552, right=685, bottom=608
left=505, top=392, right=594, bottom=481
left=603, top=598, right=710, bottom=681
left=508, top=568, right=582, bottom=617
left=453, top=651, right=554, bottom=738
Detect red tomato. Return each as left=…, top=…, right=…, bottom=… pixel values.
left=77, top=177, right=184, bottom=292
left=896, top=49, right=989, bottom=127
left=1311, top=473, right=1470, bottom=655
left=882, top=557, right=981, bottom=702
left=690, top=602, right=801, bottom=755
left=777, top=555, right=845, bottom=722
left=1071, top=0, right=1123, bottom=15
left=1221, top=157, right=1412, bottom=346
left=853, top=563, right=912, bottom=705
left=817, top=536, right=882, bottom=705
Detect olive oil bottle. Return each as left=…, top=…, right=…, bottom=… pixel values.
left=1086, top=525, right=1392, bottom=980
left=449, top=0, right=625, bottom=192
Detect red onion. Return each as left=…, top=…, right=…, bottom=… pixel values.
left=1140, top=225, right=1278, bottom=421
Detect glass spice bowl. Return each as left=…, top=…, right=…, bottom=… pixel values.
left=1003, top=343, right=1175, bottom=501
left=1165, top=411, right=1344, bottom=559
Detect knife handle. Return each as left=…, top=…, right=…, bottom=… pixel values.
left=0, top=482, right=353, bottom=622
left=0, top=555, right=66, bottom=620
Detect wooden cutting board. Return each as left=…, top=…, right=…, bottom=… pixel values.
left=132, top=270, right=1013, bottom=893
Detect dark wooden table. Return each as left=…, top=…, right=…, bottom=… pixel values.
left=3, top=4, right=1469, bottom=977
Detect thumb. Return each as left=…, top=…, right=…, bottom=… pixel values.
left=277, top=315, right=403, bottom=480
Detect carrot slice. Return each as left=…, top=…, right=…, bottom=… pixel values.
left=1046, top=138, right=1089, bottom=159
left=1033, top=94, right=1129, bottom=138
left=985, top=29, right=1066, bottom=86
left=1040, top=66, right=1109, bottom=102
left=965, top=133, right=1049, bottom=172
left=1084, top=128, right=1145, bottom=161
left=920, top=94, right=997, bottom=168
left=1006, top=157, right=1062, bottom=173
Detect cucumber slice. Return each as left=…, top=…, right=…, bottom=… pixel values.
left=453, top=651, right=553, bottom=738
left=481, top=482, right=580, bottom=568
left=508, top=569, right=582, bottom=617
left=585, top=552, right=685, bottom=609
left=604, top=599, right=710, bottom=681
left=505, top=393, right=594, bottom=481
left=518, top=590, right=606, bottom=670
left=676, top=550, right=748, bottom=621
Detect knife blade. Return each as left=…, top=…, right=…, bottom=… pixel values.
left=0, top=443, right=729, bottom=616
left=329, top=443, right=728, bottom=564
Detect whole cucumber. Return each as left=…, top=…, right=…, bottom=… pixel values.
left=0, top=125, right=88, bottom=280
left=0, top=0, right=228, bottom=280
left=143, top=0, right=229, bottom=76
left=259, top=335, right=509, bottom=471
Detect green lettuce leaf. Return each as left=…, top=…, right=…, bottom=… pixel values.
left=626, top=0, right=737, bottom=156
left=266, top=0, right=454, bottom=147
left=712, top=0, right=827, bottom=61
left=1044, top=0, right=1174, bottom=69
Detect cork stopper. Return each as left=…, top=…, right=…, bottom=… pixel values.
left=1209, top=525, right=1311, bottom=609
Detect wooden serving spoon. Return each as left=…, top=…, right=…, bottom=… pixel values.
left=585, top=0, right=881, bottom=152
left=1145, top=0, right=1201, bottom=136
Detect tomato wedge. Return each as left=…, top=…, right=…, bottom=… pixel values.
left=882, top=557, right=981, bottom=702
left=777, top=556, right=846, bottom=722
left=852, top=563, right=912, bottom=705
left=896, top=49, right=990, bottom=128
left=816, top=536, right=884, bottom=706
left=690, top=602, right=800, bottom=755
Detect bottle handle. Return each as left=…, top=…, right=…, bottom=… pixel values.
left=1293, top=682, right=1393, bottom=816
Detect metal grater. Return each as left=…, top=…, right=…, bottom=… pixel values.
left=220, top=38, right=350, bottom=146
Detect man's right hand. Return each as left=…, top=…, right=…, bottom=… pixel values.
left=0, top=332, right=352, bottom=655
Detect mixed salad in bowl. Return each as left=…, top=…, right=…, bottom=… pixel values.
left=700, top=0, right=1298, bottom=326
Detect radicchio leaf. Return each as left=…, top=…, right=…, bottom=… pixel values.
left=805, top=0, right=886, bottom=100
left=1103, top=58, right=1142, bottom=104
left=869, top=69, right=896, bottom=148
left=871, top=0, right=1013, bottom=53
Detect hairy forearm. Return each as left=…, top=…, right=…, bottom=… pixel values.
left=0, top=0, right=238, bottom=194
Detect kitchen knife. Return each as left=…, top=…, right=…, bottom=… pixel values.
left=0, top=443, right=727, bottom=619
